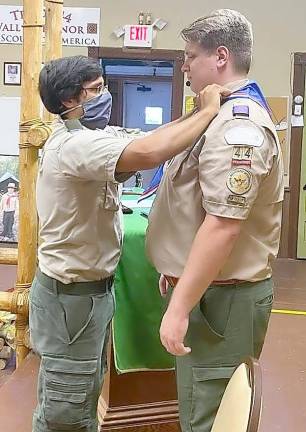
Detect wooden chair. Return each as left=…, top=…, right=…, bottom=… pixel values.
left=211, top=357, right=262, bottom=432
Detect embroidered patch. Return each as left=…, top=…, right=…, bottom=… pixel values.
left=232, top=146, right=253, bottom=167
left=225, top=126, right=264, bottom=147
left=227, top=195, right=247, bottom=207
left=232, top=105, right=249, bottom=118
left=226, top=168, right=252, bottom=195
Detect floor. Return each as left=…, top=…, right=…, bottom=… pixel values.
left=259, top=258, right=306, bottom=432
left=0, top=259, right=306, bottom=431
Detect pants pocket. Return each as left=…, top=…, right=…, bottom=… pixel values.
left=190, top=366, right=236, bottom=432
left=253, top=292, right=274, bottom=358
left=199, top=286, right=236, bottom=338
left=41, top=355, right=98, bottom=430
left=58, top=294, right=95, bottom=345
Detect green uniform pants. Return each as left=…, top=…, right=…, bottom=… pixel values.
left=29, top=271, right=115, bottom=432
left=175, top=278, right=273, bottom=432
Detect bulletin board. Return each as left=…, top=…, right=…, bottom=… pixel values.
left=0, top=97, right=20, bottom=155
left=266, top=96, right=289, bottom=185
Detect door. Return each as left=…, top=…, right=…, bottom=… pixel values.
left=123, top=80, right=172, bottom=131
left=297, top=90, right=306, bottom=257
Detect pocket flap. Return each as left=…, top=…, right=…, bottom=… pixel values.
left=44, top=356, right=97, bottom=375
left=47, top=389, right=86, bottom=404
left=193, top=366, right=236, bottom=382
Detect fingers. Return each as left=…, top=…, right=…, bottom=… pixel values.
left=159, top=275, right=169, bottom=297
left=219, top=87, right=231, bottom=97
left=160, top=334, right=191, bottom=356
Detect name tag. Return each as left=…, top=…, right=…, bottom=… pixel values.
left=225, top=126, right=264, bottom=147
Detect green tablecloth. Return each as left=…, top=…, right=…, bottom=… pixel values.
left=113, top=194, right=174, bottom=373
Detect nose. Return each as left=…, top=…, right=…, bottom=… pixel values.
left=181, top=61, right=189, bottom=73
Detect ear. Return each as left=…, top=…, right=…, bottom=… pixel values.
left=61, top=98, right=78, bottom=109
left=216, top=46, right=230, bottom=69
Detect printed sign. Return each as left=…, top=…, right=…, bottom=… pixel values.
left=0, top=5, right=100, bottom=47
left=124, top=25, right=153, bottom=48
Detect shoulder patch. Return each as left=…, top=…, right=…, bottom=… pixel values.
left=224, top=125, right=264, bottom=147
left=226, top=168, right=252, bottom=195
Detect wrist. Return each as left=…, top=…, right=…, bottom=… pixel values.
left=167, top=300, right=189, bottom=319
left=200, top=106, right=218, bottom=119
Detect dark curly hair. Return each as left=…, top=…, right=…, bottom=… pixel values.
left=39, top=55, right=102, bottom=115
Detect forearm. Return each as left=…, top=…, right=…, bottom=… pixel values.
left=168, top=215, right=241, bottom=317
left=116, top=107, right=216, bottom=172
left=155, top=108, right=197, bottom=131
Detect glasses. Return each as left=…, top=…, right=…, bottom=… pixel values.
left=82, top=83, right=107, bottom=95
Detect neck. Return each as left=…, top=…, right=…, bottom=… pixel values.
left=219, top=72, right=248, bottom=87
left=61, top=105, right=83, bottom=120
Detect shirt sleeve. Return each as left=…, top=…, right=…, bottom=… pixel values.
left=58, top=129, right=134, bottom=182
left=199, top=118, right=276, bottom=220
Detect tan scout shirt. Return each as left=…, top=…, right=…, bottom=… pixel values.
left=37, top=119, right=136, bottom=284
left=146, top=80, right=284, bottom=282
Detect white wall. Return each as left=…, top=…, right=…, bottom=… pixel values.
left=0, top=0, right=304, bottom=98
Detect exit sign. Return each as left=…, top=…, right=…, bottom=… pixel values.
left=124, top=25, right=153, bottom=48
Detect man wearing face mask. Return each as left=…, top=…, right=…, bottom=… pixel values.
left=29, top=55, right=229, bottom=432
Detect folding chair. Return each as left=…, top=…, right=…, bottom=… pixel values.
left=211, top=357, right=262, bottom=432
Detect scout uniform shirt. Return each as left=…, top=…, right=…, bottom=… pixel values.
left=146, top=80, right=284, bottom=282
left=37, top=119, right=136, bottom=284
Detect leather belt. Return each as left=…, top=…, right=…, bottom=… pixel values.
left=164, top=275, right=247, bottom=288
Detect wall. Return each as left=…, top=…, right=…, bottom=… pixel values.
left=0, top=0, right=305, bottom=97
left=0, top=0, right=303, bottom=258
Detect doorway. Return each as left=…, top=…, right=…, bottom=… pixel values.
left=284, top=53, right=306, bottom=258
left=88, top=47, right=185, bottom=188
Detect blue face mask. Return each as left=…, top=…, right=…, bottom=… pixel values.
left=80, top=90, right=112, bottom=130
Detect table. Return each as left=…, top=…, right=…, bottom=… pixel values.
left=113, top=195, right=174, bottom=373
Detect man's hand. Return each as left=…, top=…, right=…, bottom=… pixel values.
left=196, top=84, right=231, bottom=116
left=159, top=309, right=191, bottom=356
left=159, top=274, right=169, bottom=297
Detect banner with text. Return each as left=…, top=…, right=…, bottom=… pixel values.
left=0, top=5, right=100, bottom=47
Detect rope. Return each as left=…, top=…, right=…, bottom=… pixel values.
left=45, top=0, right=64, bottom=4
left=19, top=119, right=53, bottom=149
left=22, top=24, right=45, bottom=28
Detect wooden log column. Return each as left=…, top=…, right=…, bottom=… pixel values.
left=15, top=0, right=44, bottom=366
left=44, top=0, right=63, bottom=122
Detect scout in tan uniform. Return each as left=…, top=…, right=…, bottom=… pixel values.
left=146, top=9, right=284, bottom=432
left=30, top=55, right=228, bottom=432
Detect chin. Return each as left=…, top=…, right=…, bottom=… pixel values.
left=190, top=82, right=207, bottom=94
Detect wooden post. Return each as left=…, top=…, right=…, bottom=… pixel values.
left=44, top=0, right=63, bottom=122
left=15, top=0, right=44, bottom=366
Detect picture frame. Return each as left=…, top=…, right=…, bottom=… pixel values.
left=3, top=62, right=22, bottom=86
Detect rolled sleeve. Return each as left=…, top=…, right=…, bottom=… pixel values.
left=199, top=119, right=273, bottom=220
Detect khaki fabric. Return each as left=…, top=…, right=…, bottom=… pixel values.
left=37, top=119, right=134, bottom=284
left=146, top=79, right=284, bottom=282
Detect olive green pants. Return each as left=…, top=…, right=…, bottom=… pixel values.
left=175, top=278, right=273, bottom=432
left=29, top=273, right=115, bottom=432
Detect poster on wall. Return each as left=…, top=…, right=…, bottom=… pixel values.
left=0, top=5, right=100, bottom=47
left=266, top=96, right=289, bottom=182
left=185, top=95, right=195, bottom=114
left=0, top=156, right=19, bottom=243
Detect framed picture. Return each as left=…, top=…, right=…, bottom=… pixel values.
left=3, top=62, right=22, bottom=86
